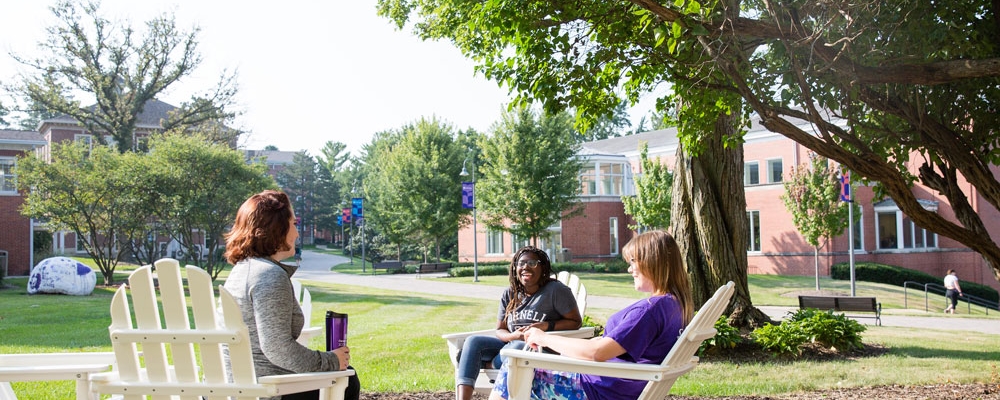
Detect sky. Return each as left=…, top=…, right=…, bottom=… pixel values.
left=0, top=0, right=656, bottom=157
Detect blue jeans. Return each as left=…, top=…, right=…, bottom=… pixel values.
left=456, top=336, right=525, bottom=386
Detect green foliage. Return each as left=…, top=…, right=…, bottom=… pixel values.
left=12, top=0, right=238, bottom=153
left=448, top=264, right=510, bottom=278
left=362, top=117, right=467, bottom=262
left=752, top=309, right=867, bottom=356
left=146, top=134, right=274, bottom=279
left=698, top=315, right=742, bottom=355
left=780, top=156, right=852, bottom=249
left=786, top=309, right=866, bottom=351
left=15, top=142, right=155, bottom=285
left=476, top=107, right=584, bottom=243
left=831, top=262, right=999, bottom=303
left=581, top=315, right=605, bottom=336
left=375, top=0, right=1000, bottom=287
left=622, top=142, right=674, bottom=230
left=751, top=321, right=809, bottom=356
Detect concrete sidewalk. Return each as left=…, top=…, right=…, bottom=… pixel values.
left=294, top=249, right=1000, bottom=335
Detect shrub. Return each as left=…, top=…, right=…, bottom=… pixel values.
left=448, top=264, right=509, bottom=277
left=582, top=315, right=605, bottom=336
left=698, top=315, right=742, bottom=355
left=787, top=309, right=866, bottom=351
left=831, top=262, right=999, bottom=303
left=751, top=309, right=867, bottom=356
left=751, top=321, right=808, bottom=356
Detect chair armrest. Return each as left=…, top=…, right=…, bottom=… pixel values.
left=499, top=349, right=695, bottom=382
left=442, top=329, right=498, bottom=368
left=441, top=328, right=498, bottom=341
left=298, top=326, right=323, bottom=346
left=257, top=370, right=355, bottom=385
left=547, top=327, right=595, bottom=339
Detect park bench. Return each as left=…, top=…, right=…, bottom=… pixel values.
left=798, top=295, right=882, bottom=326
left=416, top=262, right=452, bottom=277
left=371, top=260, right=403, bottom=274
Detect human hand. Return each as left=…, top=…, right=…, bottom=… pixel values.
left=331, top=346, right=351, bottom=371
left=522, top=327, right=546, bottom=351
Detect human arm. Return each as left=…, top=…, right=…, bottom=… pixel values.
left=522, top=328, right=626, bottom=361
left=956, top=280, right=963, bottom=295
left=249, top=266, right=344, bottom=372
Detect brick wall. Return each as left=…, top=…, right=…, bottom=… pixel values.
left=0, top=195, right=31, bottom=276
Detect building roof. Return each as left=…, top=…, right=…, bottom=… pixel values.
left=44, top=98, right=178, bottom=129
left=580, top=128, right=680, bottom=158
left=0, top=129, right=46, bottom=145
left=244, top=149, right=298, bottom=165
left=581, top=110, right=846, bottom=158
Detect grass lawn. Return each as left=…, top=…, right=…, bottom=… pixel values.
left=2, top=262, right=998, bottom=398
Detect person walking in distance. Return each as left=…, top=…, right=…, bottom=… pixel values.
left=943, top=269, right=963, bottom=314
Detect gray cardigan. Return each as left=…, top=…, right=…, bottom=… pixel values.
left=223, top=257, right=341, bottom=382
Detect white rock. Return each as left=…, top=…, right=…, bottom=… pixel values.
left=27, top=257, right=97, bottom=296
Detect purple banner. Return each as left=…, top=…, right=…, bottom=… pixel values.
left=462, top=182, right=474, bottom=209
left=840, top=170, right=851, bottom=202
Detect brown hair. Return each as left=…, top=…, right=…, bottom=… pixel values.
left=504, top=246, right=555, bottom=316
left=224, top=190, right=294, bottom=264
left=622, top=230, right=694, bottom=324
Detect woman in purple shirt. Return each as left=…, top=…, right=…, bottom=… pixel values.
left=490, top=230, right=694, bottom=400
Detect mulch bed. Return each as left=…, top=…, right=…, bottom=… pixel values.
left=361, top=383, right=1000, bottom=399
left=361, top=343, right=1000, bottom=400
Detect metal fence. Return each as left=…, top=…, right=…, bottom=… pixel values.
left=903, top=281, right=999, bottom=315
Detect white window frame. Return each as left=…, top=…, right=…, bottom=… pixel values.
left=747, top=210, right=761, bottom=252
left=0, top=157, right=16, bottom=194
left=75, top=134, right=94, bottom=150
left=874, top=205, right=938, bottom=251
left=744, top=161, right=760, bottom=186
left=851, top=211, right=864, bottom=251
left=579, top=163, right=597, bottom=195
left=609, top=217, right=619, bottom=256
left=767, top=158, right=783, bottom=183
left=600, top=163, right=626, bottom=195
left=486, top=229, right=505, bottom=255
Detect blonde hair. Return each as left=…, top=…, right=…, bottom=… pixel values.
left=622, top=230, right=694, bottom=324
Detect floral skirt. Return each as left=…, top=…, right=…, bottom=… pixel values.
left=492, top=363, right=588, bottom=400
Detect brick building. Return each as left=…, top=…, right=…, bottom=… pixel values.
left=0, top=130, right=48, bottom=277
left=0, top=100, right=305, bottom=277
left=458, top=117, right=1000, bottom=291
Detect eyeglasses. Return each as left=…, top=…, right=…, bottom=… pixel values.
left=516, top=260, right=542, bottom=268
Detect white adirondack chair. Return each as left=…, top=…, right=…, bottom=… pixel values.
left=442, top=273, right=594, bottom=394
left=291, top=278, right=323, bottom=347
left=0, top=352, right=116, bottom=400
left=500, top=281, right=736, bottom=400
left=89, top=258, right=354, bottom=400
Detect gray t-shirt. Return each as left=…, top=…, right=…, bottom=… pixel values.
left=498, top=280, right=578, bottom=331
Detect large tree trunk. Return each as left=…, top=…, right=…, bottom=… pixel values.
left=670, top=111, right=772, bottom=330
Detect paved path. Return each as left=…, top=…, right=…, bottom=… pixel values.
left=294, top=249, right=1000, bottom=335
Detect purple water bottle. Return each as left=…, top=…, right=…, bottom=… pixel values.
left=325, top=311, right=348, bottom=351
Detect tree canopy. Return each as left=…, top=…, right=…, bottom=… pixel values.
left=780, top=155, right=854, bottom=290
left=378, top=0, right=1000, bottom=283
left=363, top=118, right=468, bottom=261
left=476, top=107, right=582, bottom=244
left=622, top=142, right=673, bottom=231
left=9, top=0, right=239, bottom=152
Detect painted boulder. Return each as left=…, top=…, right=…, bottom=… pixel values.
left=27, top=257, right=97, bottom=295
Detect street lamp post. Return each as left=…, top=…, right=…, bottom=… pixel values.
left=460, top=158, right=479, bottom=282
